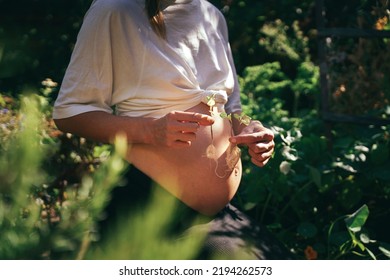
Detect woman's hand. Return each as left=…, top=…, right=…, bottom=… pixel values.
left=229, top=120, right=275, bottom=167
left=151, top=111, right=214, bottom=148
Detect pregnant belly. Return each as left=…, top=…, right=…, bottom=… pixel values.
left=126, top=103, right=242, bottom=215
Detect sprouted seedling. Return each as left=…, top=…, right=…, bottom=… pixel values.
left=205, top=95, right=251, bottom=178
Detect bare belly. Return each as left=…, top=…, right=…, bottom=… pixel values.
left=126, top=103, right=242, bottom=215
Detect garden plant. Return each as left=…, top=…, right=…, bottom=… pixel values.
left=0, top=0, right=389, bottom=260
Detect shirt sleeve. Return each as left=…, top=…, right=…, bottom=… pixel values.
left=53, top=1, right=124, bottom=119
left=216, top=10, right=242, bottom=115
left=224, top=42, right=242, bottom=114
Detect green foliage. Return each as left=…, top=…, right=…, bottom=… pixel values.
left=0, top=94, right=129, bottom=259
left=0, top=93, right=207, bottom=260
left=1, top=0, right=389, bottom=261
left=259, top=20, right=308, bottom=63
left=326, top=204, right=390, bottom=260
left=221, top=1, right=390, bottom=259
left=0, top=0, right=92, bottom=93
left=236, top=62, right=390, bottom=259
left=237, top=18, right=320, bottom=117
left=210, top=0, right=317, bottom=72
left=87, top=186, right=206, bottom=260
left=0, top=95, right=46, bottom=259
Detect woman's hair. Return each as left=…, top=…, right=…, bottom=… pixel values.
left=145, top=0, right=166, bottom=38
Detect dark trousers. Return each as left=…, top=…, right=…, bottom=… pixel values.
left=98, top=166, right=294, bottom=260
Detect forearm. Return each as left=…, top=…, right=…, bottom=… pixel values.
left=54, top=111, right=153, bottom=144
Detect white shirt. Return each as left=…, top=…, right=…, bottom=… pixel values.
left=53, top=0, right=242, bottom=119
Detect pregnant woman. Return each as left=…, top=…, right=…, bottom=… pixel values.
left=53, top=0, right=288, bottom=259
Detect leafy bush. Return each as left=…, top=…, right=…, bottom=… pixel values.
left=235, top=62, right=390, bottom=260
left=223, top=4, right=390, bottom=259
left=0, top=94, right=126, bottom=259
left=0, top=92, right=207, bottom=260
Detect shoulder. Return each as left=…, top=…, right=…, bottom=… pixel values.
left=86, top=0, right=145, bottom=21
left=79, top=0, right=149, bottom=35
left=199, top=0, right=229, bottom=37
left=199, top=0, right=225, bottom=20
left=89, top=0, right=143, bottom=11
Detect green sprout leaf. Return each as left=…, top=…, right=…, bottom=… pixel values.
left=344, top=204, right=369, bottom=233
left=219, top=112, right=232, bottom=121
left=206, top=94, right=216, bottom=107
left=379, top=243, right=390, bottom=258
left=233, top=113, right=251, bottom=126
